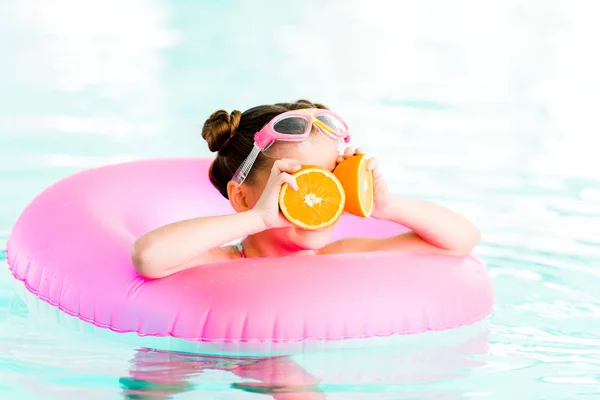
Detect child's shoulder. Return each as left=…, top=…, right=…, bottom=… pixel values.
left=317, top=236, right=380, bottom=255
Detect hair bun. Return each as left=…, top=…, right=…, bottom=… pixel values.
left=201, top=109, right=242, bottom=154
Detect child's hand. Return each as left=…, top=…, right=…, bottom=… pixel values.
left=337, top=147, right=392, bottom=219
left=253, top=158, right=300, bottom=229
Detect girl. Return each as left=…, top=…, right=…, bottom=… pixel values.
left=132, top=100, right=480, bottom=279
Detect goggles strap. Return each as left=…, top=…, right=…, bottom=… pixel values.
left=233, top=144, right=261, bottom=186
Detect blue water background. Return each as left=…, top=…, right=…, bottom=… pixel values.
left=1, top=1, right=599, bottom=398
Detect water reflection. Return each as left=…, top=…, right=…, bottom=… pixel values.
left=120, top=349, right=324, bottom=399
left=119, top=326, right=489, bottom=399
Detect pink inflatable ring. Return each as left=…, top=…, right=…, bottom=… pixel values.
left=6, top=158, right=493, bottom=355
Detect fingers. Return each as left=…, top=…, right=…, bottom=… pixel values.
left=343, top=146, right=363, bottom=157
left=368, top=157, right=384, bottom=179
left=367, top=157, right=377, bottom=171
left=269, top=159, right=300, bottom=191
left=272, top=158, right=302, bottom=174
left=337, top=147, right=366, bottom=163
left=278, top=172, right=298, bottom=191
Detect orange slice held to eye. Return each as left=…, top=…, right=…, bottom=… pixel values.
left=333, top=154, right=374, bottom=218
left=278, top=166, right=346, bottom=230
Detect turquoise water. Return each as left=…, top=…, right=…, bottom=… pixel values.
left=1, top=0, right=600, bottom=398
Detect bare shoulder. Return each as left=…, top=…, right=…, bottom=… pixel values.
left=317, top=236, right=382, bottom=255
left=317, top=232, right=456, bottom=256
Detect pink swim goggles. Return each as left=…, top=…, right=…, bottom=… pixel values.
left=232, top=108, right=351, bottom=185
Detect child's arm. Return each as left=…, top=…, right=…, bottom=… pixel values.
left=131, top=210, right=265, bottom=279
left=372, top=194, right=481, bottom=255
left=322, top=194, right=480, bottom=257
left=323, top=148, right=480, bottom=256
left=131, top=159, right=301, bottom=279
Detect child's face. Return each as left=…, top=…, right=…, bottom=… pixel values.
left=251, top=131, right=343, bottom=250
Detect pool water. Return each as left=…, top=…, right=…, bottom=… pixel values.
left=1, top=0, right=600, bottom=398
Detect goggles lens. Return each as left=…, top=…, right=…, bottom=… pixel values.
left=262, top=130, right=340, bottom=159
left=271, top=113, right=347, bottom=136
left=273, top=117, right=308, bottom=135
left=315, top=114, right=346, bottom=133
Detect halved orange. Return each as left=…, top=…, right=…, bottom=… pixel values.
left=333, top=154, right=374, bottom=217
left=278, top=166, right=346, bottom=230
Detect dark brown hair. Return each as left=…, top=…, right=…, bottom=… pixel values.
left=201, top=99, right=328, bottom=198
